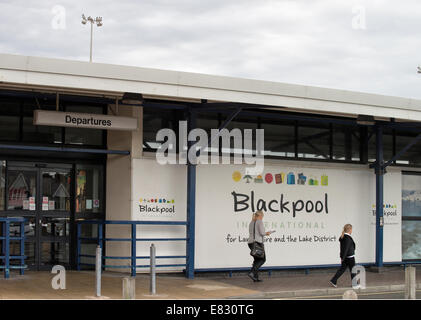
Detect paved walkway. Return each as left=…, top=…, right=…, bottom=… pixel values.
left=0, top=266, right=420, bottom=299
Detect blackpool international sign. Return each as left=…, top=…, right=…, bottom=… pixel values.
left=33, top=110, right=138, bottom=131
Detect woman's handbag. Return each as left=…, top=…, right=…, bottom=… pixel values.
left=250, top=221, right=265, bottom=259
left=250, top=241, right=265, bottom=259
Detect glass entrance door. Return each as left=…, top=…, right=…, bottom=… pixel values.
left=7, top=163, right=72, bottom=270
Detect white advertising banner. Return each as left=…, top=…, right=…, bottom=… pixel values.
left=195, top=164, right=402, bottom=269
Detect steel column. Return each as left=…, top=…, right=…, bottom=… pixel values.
left=20, top=221, right=25, bottom=275
left=186, top=110, right=196, bottom=279
left=375, top=125, right=384, bottom=268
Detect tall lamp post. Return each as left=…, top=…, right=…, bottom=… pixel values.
left=81, top=14, right=103, bottom=62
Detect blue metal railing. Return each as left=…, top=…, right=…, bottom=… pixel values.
left=0, top=217, right=27, bottom=279
left=76, top=220, right=188, bottom=276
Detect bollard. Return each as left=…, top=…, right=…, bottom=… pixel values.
left=342, top=290, right=358, bottom=300
left=405, top=265, right=416, bottom=299
left=122, top=277, right=136, bottom=299
left=150, top=243, right=156, bottom=295
left=95, top=245, right=102, bottom=297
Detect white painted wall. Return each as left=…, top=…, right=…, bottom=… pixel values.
left=131, top=158, right=187, bottom=272
left=105, top=105, right=142, bottom=271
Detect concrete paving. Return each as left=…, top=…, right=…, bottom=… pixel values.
left=0, top=266, right=420, bottom=299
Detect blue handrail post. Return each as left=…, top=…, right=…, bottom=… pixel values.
left=4, top=220, right=10, bottom=279
left=1, top=221, right=5, bottom=263
left=131, top=223, right=136, bottom=277
left=20, top=220, right=25, bottom=275
left=76, top=223, right=81, bottom=271
left=76, top=220, right=187, bottom=273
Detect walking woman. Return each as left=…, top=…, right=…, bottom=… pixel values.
left=329, top=224, right=356, bottom=287
left=247, top=211, right=272, bottom=282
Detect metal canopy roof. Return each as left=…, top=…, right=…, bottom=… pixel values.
left=1, top=53, right=421, bottom=121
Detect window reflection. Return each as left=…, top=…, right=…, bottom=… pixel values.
left=76, top=165, right=103, bottom=213
left=42, top=170, right=71, bottom=211
left=7, top=170, right=37, bottom=211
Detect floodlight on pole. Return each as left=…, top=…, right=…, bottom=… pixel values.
left=81, top=14, right=103, bottom=62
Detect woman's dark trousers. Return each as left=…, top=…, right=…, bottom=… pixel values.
left=330, top=257, right=356, bottom=285
left=248, top=243, right=266, bottom=278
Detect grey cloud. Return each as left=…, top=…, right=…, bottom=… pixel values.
left=1, top=0, right=421, bottom=100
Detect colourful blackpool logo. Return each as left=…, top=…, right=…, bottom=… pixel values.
left=138, top=197, right=176, bottom=215
left=232, top=171, right=328, bottom=186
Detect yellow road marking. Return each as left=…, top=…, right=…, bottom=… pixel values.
left=274, top=290, right=421, bottom=300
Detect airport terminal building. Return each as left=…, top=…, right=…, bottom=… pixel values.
left=1, top=53, right=421, bottom=277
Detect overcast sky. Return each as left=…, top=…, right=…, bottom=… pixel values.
left=1, top=0, right=421, bottom=99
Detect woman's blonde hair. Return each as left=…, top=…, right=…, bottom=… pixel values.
left=254, top=211, right=264, bottom=219
left=341, top=224, right=353, bottom=239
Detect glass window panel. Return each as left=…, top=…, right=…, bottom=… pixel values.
left=8, top=219, right=35, bottom=265
left=22, top=100, right=62, bottom=144
left=0, top=98, right=21, bottom=115
left=23, top=117, right=63, bottom=144
left=41, top=169, right=71, bottom=211
left=0, top=161, right=5, bottom=210
left=332, top=125, right=360, bottom=161
left=76, top=164, right=103, bottom=213
left=143, top=108, right=183, bottom=151
left=262, top=121, right=295, bottom=158
left=297, top=123, right=330, bottom=160
left=0, top=115, right=20, bottom=141
left=402, top=221, right=421, bottom=260
left=10, top=241, right=35, bottom=266
left=80, top=243, right=98, bottom=265
left=0, top=98, right=20, bottom=142
left=7, top=170, right=37, bottom=211
left=402, top=174, right=421, bottom=217
left=41, top=217, right=70, bottom=237
left=41, top=242, right=69, bottom=265
left=80, top=223, right=98, bottom=238
left=225, top=117, right=258, bottom=156
left=395, top=131, right=421, bottom=166
left=196, top=112, right=219, bottom=135
left=7, top=218, right=35, bottom=266
left=196, top=112, right=219, bottom=154
left=65, top=127, right=103, bottom=146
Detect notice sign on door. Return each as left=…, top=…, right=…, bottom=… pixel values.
left=33, top=110, right=138, bottom=131
left=48, top=201, right=55, bottom=210
left=42, top=197, right=49, bottom=211
left=29, top=197, right=35, bottom=211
